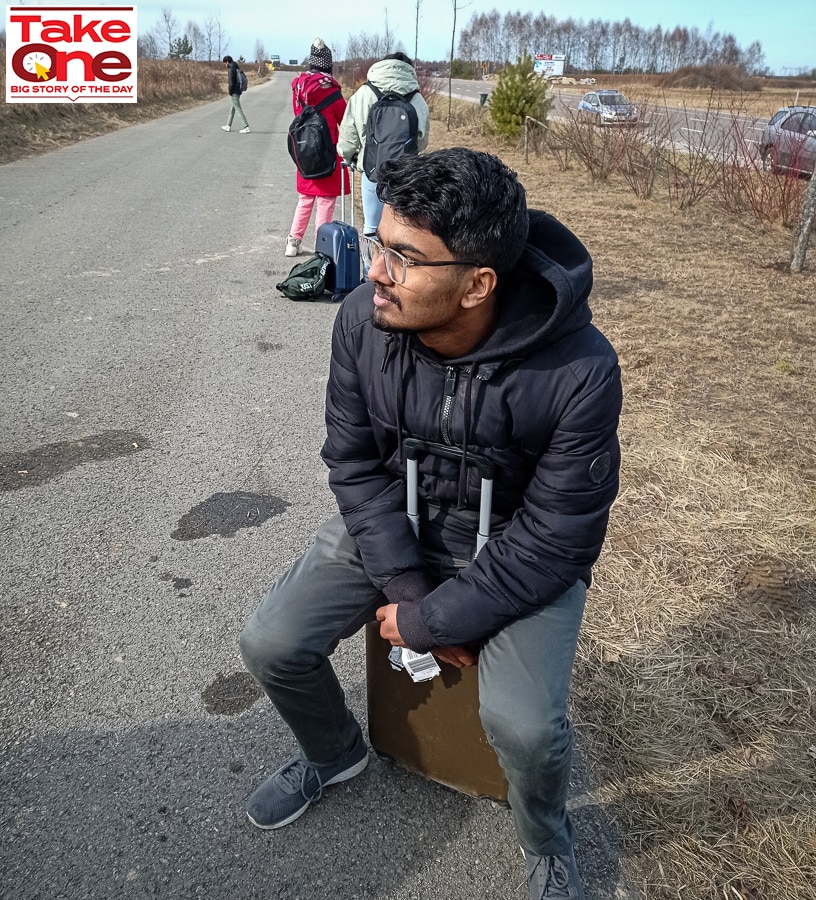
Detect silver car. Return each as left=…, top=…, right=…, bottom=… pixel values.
left=759, top=106, right=816, bottom=177
left=577, top=89, right=639, bottom=127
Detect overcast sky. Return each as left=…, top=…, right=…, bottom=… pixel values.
left=8, top=0, right=814, bottom=76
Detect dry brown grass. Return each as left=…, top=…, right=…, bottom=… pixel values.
left=430, top=101, right=816, bottom=900
left=0, top=57, right=239, bottom=164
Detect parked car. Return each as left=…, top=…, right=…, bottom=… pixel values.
left=577, top=89, right=639, bottom=126
left=759, top=106, right=816, bottom=177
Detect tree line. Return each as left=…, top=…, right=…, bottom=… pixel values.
left=137, top=7, right=230, bottom=61
left=456, top=10, right=768, bottom=76
left=134, top=4, right=781, bottom=79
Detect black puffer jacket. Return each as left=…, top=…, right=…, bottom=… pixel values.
left=227, top=62, right=242, bottom=96
left=321, top=209, right=622, bottom=652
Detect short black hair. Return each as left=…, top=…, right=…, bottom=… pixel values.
left=384, top=52, right=413, bottom=67
left=222, top=55, right=233, bottom=64
left=376, top=148, right=528, bottom=274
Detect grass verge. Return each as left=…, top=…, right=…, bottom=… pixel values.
left=431, top=99, right=816, bottom=900
left=0, top=58, right=240, bottom=164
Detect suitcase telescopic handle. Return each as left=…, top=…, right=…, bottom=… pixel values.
left=402, top=437, right=494, bottom=556
left=340, top=161, right=355, bottom=229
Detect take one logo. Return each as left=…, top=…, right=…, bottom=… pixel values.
left=5, top=6, right=138, bottom=104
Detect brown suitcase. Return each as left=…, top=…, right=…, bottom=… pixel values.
left=364, top=438, right=509, bottom=803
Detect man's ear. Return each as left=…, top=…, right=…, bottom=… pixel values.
left=461, top=267, right=498, bottom=310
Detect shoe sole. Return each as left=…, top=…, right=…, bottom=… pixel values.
left=245, top=751, right=369, bottom=831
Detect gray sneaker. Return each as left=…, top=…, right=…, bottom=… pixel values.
left=524, top=848, right=586, bottom=900
left=246, top=735, right=369, bottom=829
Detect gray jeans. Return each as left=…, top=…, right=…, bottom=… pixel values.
left=226, top=94, right=248, bottom=128
left=240, top=513, right=586, bottom=856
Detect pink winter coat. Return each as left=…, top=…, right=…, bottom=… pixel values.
left=291, top=71, right=350, bottom=198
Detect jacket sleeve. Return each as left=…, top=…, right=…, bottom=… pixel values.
left=413, top=95, right=431, bottom=153
left=337, top=90, right=364, bottom=163
left=321, top=302, right=429, bottom=592
left=396, top=359, right=622, bottom=652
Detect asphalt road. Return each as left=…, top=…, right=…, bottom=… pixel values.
left=0, top=75, right=635, bottom=900
left=447, top=77, right=771, bottom=163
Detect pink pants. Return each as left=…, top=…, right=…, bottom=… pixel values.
left=289, top=195, right=337, bottom=241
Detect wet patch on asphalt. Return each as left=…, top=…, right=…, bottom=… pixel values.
left=201, top=671, right=262, bottom=715
left=159, top=573, right=193, bottom=595
left=256, top=341, right=282, bottom=352
left=0, top=431, right=149, bottom=492
left=171, top=491, right=290, bottom=540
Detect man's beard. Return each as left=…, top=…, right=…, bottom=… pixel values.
left=371, top=308, right=412, bottom=333
left=372, top=309, right=401, bottom=331
left=370, top=290, right=403, bottom=332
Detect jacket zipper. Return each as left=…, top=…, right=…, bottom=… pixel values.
left=441, top=366, right=457, bottom=445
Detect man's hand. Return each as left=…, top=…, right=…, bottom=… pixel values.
left=375, top=604, right=478, bottom=669
left=375, top=604, right=405, bottom=646
left=431, top=645, right=479, bottom=669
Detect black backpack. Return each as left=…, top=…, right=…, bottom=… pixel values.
left=287, top=90, right=342, bottom=180
left=361, top=83, right=420, bottom=182
left=275, top=253, right=331, bottom=301
left=235, top=67, right=248, bottom=94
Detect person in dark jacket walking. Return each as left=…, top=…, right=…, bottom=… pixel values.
left=240, top=147, right=622, bottom=900
left=221, top=55, right=249, bottom=133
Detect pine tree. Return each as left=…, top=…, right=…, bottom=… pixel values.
left=488, top=54, right=552, bottom=140
left=168, top=35, right=193, bottom=60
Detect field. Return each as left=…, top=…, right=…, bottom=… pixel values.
left=437, top=94, right=815, bottom=899
left=3, top=62, right=816, bottom=900
left=548, top=74, right=816, bottom=119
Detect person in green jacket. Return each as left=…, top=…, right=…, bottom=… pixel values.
left=337, top=53, right=430, bottom=238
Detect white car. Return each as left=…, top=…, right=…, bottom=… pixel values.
left=577, top=89, right=639, bottom=127
left=759, top=106, right=816, bottom=177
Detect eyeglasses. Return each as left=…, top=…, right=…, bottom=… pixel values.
left=361, top=235, right=479, bottom=285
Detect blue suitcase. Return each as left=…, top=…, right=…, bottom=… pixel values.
left=316, top=163, right=361, bottom=302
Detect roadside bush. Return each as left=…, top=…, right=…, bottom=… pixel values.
left=657, top=64, right=761, bottom=92
left=488, top=53, right=552, bottom=140
left=0, top=54, right=224, bottom=164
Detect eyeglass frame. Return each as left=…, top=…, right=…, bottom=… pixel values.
left=360, top=234, right=480, bottom=285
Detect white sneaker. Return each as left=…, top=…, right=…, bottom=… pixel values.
left=285, top=236, right=302, bottom=258
left=221, top=124, right=231, bottom=132
left=239, top=126, right=251, bottom=134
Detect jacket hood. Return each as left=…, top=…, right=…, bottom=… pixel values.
left=441, top=208, right=593, bottom=371
left=366, top=58, right=420, bottom=94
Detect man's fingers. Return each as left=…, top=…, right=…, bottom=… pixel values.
left=432, top=646, right=478, bottom=668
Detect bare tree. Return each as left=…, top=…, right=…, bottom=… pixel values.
left=254, top=38, right=267, bottom=75
left=137, top=29, right=161, bottom=59
left=383, top=9, right=396, bottom=55
left=447, top=0, right=472, bottom=129
left=186, top=21, right=204, bottom=61
left=791, top=173, right=816, bottom=273
left=159, top=6, right=178, bottom=57
left=203, top=14, right=228, bottom=61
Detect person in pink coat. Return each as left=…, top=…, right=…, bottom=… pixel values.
left=286, top=39, right=350, bottom=257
